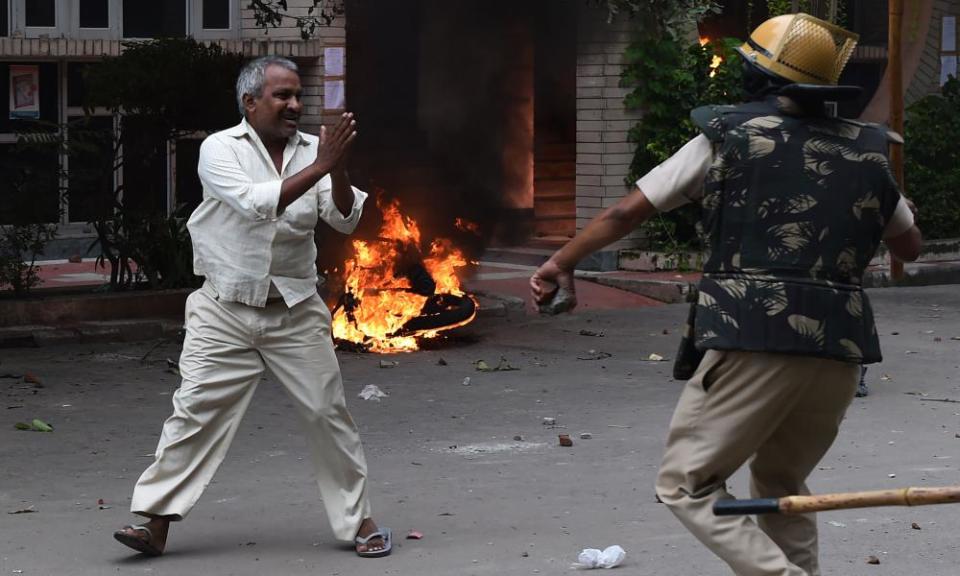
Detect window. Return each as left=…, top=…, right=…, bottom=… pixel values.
left=24, top=0, right=55, bottom=27
left=67, top=115, right=115, bottom=222
left=202, top=0, right=229, bottom=30
left=1, top=0, right=9, bottom=36
left=191, top=0, right=237, bottom=39
left=848, top=0, right=888, bottom=46
left=12, top=0, right=66, bottom=36
left=175, top=138, right=203, bottom=213
left=123, top=0, right=186, bottom=38
left=79, top=0, right=109, bottom=29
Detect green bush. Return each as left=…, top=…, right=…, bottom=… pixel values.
left=621, top=36, right=744, bottom=249
left=904, top=77, right=960, bottom=240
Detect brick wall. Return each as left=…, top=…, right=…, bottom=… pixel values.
left=575, top=4, right=643, bottom=268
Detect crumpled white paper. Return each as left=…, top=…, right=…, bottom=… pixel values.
left=358, top=384, right=388, bottom=401
left=572, top=545, right=626, bottom=569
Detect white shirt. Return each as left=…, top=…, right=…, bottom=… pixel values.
left=638, top=134, right=915, bottom=238
left=189, top=119, right=368, bottom=308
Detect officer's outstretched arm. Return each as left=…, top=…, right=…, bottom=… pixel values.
left=530, top=187, right=657, bottom=306
left=547, top=187, right=655, bottom=272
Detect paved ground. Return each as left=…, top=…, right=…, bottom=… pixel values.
left=2, top=285, right=960, bottom=575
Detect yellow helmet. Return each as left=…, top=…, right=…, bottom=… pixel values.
left=737, top=13, right=859, bottom=86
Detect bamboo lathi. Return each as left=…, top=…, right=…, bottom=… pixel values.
left=714, top=486, right=960, bottom=516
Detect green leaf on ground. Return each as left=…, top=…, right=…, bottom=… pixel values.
left=31, top=419, right=53, bottom=432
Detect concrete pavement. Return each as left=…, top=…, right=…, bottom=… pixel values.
left=2, top=285, right=960, bottom=575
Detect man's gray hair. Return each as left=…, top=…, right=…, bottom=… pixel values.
left=236, top=56, right=299, bottom=116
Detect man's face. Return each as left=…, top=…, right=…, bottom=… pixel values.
left=244, top=64, right=303, bottom=144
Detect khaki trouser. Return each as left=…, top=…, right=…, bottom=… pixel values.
left=130, top=282, right=371, bottom=541
left=656, top=349, right=859, bottom=576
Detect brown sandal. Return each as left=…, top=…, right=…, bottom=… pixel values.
left=113, top=524, right=164, bottom=556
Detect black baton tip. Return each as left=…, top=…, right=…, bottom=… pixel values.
left=713, top=498, right=781, bottom=516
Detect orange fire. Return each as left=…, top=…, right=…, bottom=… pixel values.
left=331, top=196, right=477, bottom=353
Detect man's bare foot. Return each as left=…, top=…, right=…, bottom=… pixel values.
left=354, top=517, right=391, bottom=557
left=113, top=515, right=171, bottom=556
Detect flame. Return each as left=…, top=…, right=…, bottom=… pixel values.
left=699, top=36, right=710, bottom=46
left=709, top=54, right=723, bottom=78
left=331, top=196, right=476, bottom=353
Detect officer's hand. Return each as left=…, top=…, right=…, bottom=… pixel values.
left=530, top=259, right=576, bottom=308
left=315, top=112, right=357, bottom=174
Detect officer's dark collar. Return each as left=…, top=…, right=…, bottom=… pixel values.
left=776, top=83, right=862, bottom=102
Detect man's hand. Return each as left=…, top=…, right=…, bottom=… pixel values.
left=530, top=259, right=577, bottom=312
left=315, top=112, right=357, bottom=175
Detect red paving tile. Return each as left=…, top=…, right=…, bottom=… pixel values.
left=15, top=260, right=664, bottom=312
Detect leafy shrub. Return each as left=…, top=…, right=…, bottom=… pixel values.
left=904, top=77, right=960, bottom=240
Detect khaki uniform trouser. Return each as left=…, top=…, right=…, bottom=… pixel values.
left=130, top=282, right=371, bottom=541
left=656, top=349, right=859, bottom=576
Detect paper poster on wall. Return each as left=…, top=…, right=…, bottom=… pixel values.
left=324, top=47, right=345, bottom=76
left=9, top=65, right=40, bottom=120
left=324, top=80, right=345, bottom=110
left=942, top=16, right=956, bottom=52
left=941, top=55, right=958, bottom=86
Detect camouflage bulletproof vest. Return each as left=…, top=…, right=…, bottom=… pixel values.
left=689, top=98, right=901, bottom=364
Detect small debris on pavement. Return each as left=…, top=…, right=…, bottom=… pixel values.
left=23, top=372, right=42, bottom=385
left=7, top=506, right=36, bottom=515
left=911, top=522, right=921, bottom=530
left=358, top=384, right=388, bottom=401
left=542, top=417, right=557, bottom=426
left=68, top=254, right=83, bottom=263
left=572, top=545, right=626, bottom=569
left=474, top=357, right=519, bottom=372
left=606, top=424, right=631, bottom=429
left=577, top=350, right=612, bottom=361
left=646, top=353, right=665, bottom=362
left=406, top=530, right=424, bottom=540
left=866, top=555, right=880, bottom=565
left=578, top=329, right=604, bottom=337
left=558, top=434, right=573, bottom=447
left=952, top=336, right=960, bottom=341
left=437, top=358, right=448, bottom=366
left=165, top=358, right=180, bottom=376
left=888, top=473, right=897, bottom=478
left=14, top=419, right=53, bottom=432
left=513, top=435, right=523, bottom=441
left=379, top=360, right=399, bottom=369
left=579, top=432, right=592, bottom=439
left=880, top=374, right=891, bottom=381
left=827, top=520, right=846, bottom=528
left=462, top=377, right=471, bottom=386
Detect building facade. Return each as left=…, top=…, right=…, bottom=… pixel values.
left=0, top=0, right=342, bottom=256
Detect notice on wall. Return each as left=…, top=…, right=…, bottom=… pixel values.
left=9, top=65, right=40, bottom=120
left=942, top=16, right=956, bottom=52
left=942, top=55, right=958, bottom=86
left=324, top=80, right=345, bottom=110
left=324, top=47, right=345, bottom=76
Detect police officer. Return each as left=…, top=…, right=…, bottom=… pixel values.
left=530, top=13, right=922, bottom=575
